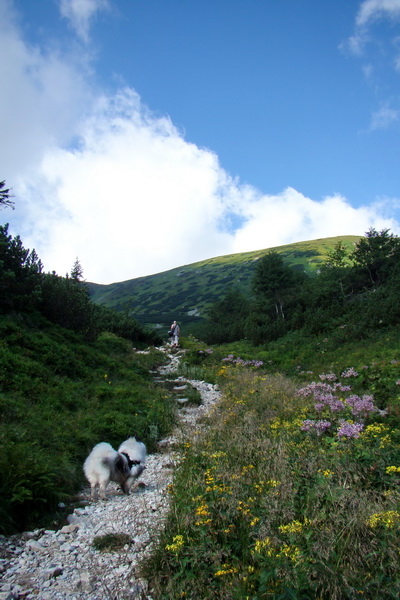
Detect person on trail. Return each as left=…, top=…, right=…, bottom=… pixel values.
left=170, top=320, right=180, bottom=347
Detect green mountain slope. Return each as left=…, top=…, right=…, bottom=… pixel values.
left=88, top=236, right=360, bottom=332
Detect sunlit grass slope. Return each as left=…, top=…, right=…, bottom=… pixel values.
left=88, top=236, right=360, bottom=332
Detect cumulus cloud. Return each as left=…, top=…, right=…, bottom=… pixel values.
left=231, top=188, right=399, bottom=255
left=2, top=0, right=400, bottom=284
left=59, top=0, right=110, bottom=43
left=0, top=0, right=92, bottom=183
left=14, top=88, right=239, bottom=282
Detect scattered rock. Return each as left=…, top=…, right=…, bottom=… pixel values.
left=0, top=345, right=221, bottom=600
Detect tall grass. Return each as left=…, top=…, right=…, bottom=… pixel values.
left=141, top=361, right=400, bottom=599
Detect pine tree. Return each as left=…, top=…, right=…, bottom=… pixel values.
left=70, top=257, right=84, bottom=281
left=0, top=180, right=14, bottom=210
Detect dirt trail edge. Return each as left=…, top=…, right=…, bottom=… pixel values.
left=0, top=345, right=221, bottom=600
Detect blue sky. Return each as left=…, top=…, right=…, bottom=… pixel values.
left=1, top=0, right=400, bottom=284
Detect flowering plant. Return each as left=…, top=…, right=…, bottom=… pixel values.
left=297, top=369, right=383, bottom=440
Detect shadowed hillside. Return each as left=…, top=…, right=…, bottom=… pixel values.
left=87, top=236, right=360, bottom=332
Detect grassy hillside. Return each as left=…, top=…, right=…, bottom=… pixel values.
left=88, top=236, right=360, bottom=333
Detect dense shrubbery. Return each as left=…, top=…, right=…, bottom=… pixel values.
left=203, top=229, right=400, bottom=348
left=0, top=315, right=175, bottom=534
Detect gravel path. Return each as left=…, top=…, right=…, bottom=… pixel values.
left=0, top=346, right=221, bottom=600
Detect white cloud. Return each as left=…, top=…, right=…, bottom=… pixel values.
left=356, top=0, right=400, bottom=28
left=346, top=0, right=400, bottom=55
left=59, top=0, right=110, bottom=43
left=10, top=88, right=239, bottom=282
left=0, top=0, right=92, bottom=183
left=231, top=188, right=399, bottom=255
left=370, top=103, right=399, bottom=129
left=2, top=0, right=400, bottom=284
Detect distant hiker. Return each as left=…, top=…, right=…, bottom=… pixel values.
left=170, top=320, right=180, bottom=347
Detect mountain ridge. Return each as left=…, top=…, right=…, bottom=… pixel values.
left=87, top=235, right=360, bottom=333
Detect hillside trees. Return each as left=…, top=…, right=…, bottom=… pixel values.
left=248, top=251, right=309, bottom=343
left=0, top=224, right=43, bottom=311
left=252, top=251, right=297, bottom=321
left=203, top=229, right=400, bottom=346
left=311, top=229, right=400, bottom=333
left=352, top=227, right=400, bottom=286
left=0, top=223, right=160, bottom=345
left=325, top=240, right=352, bottom=269
left=205, top=288, right=250, bottom=344
left=39, top=272, right=96, bottom=336
left=70, top=256, right=84, bottom=281
left=298, top=241, right=356, bottom=334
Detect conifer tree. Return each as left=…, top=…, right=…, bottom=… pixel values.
left=0, top=180, right=14, bottom=210
left=70, top=257, right=84, bottom=281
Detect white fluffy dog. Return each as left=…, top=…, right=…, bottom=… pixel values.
left=118, top=436, right=147, bottom=479
left=83, top=438, right=146, bottom=500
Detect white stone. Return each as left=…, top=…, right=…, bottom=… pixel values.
left=0, top=345, right=221, bottom=600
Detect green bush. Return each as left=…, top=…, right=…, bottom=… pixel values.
left=0, top=313, right=175, bottom=534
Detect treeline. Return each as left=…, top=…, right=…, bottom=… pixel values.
left=204, top=228, right=400, bottom=344
left=0, top=223, right=161, bottom=345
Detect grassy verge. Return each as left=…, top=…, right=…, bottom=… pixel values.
left=0, top=313, right=176, bottom=534
left=141, top=357, right=400, bottom=599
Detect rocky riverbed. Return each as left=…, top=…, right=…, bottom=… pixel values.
left=0, top=346, right=221, bottom=600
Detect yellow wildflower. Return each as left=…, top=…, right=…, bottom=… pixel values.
left=367, top=510, right=400, bottom=528
left=277, top=544, right=301, bottom=562
left=210, top=451, right=227, bottom=459
left=318, top=469, right=335, bottom=478
left=195, top=503, right=210, bottom=517
left=165, top=535, right=185, bottom=554
left=386, top=466, right=400, bottom=474
left=214, top=564, right=238, bottom=577
left=254, top=537, right=273, bottom=553
left=267, top=479, right=281, bottom=488
left=279, top=518, right=312, bottom=534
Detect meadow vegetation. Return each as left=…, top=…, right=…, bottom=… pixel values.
left=142, top=347, right=400, bottom=599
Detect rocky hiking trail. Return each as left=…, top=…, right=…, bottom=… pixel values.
left=0, top=345, right=221, bottom=600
